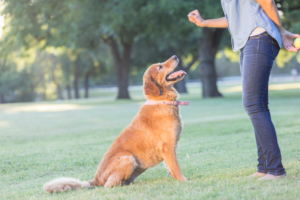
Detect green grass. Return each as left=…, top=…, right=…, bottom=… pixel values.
left=1, top=82, right=300, bottom=200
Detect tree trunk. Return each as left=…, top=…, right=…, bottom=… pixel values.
left=107, top=37, right=131, bottom=99
left=43, top=85, right=47, bottom=100
left=84, top=68, right=94, bottom=98
left=73, top=76, right=80, bottom=99
left=116, top=66, right=130, bottom=99
left=174, top=61, right=188, bottom=93
left=0, top=58, right=6, bottom=104
left=0, top=94, right=4, bottom=104
left=116, top=48, right=131, bottom=99
left=174, top=77, right=188, bottom=93
left=51, top=69, right=63, bottom=100
left=198, top=28, right=224, bottom=98
left=66, top=85, right=72, bottom=99
left=169, top=47, right=198, bottom=94
left=199, top=58, right=221, bottom=97
left=56, top=84, right=63, bottom=100
left=73, top=56, right=81, bottom=99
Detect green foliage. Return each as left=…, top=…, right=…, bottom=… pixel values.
left=275, top=0, right=300, bottom=33
left=223, top=48, right=240, bottom=63
left=0, top=54, right=38, bottom=102
left=0, top=0, right=299, bottom=102
left=276, top=49, right=297, bottom=68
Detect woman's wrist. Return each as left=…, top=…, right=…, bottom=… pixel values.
left=196, top=19, right=206, bottom=27
left=278, top=27, right=285, bottom=35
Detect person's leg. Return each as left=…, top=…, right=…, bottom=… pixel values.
left=241, top=44, right=267, bottom=177
left=262, top=87, right=271, bottom=118
left=241, top=33, right=285, bottom=176
left=248, top=87, right=270, bottom=177
left=254, top=86, right=269, bottom=173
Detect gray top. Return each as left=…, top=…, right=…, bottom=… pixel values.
left=221, top=0, right=282, bottom=52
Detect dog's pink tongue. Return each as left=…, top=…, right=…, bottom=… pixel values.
left=168, top=70, right=187, bottom=79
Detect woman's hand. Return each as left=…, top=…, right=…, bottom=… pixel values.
left=187, top=10, right=228, bottom=28
left=187, top=10, right=205, bottom=27
left=256, top=0, right=300, bottom=52
left=280, top=28, right=300, bottom=52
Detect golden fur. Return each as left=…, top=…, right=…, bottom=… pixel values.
left=43, top=55, right=187, bottom=193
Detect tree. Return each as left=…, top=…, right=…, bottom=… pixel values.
left=91, top=0, right=224, bottom=98
left=4, top=0, right=297, bottom=101
left=2, top=0, right=103, bottom=99
left=3, top=0, right=143, bottom=99
left=96, top=1, right=158, bottom=99
left=198, top=28, right=224, bottom=97
left=275, top=0, right=300, bottom=34
left=56, top=52, right=73, bottom=99
left=0, top=53, right=45, bottom=103
left=139, top=0, right=200, bottom=94
left=131, top=0, right=226, bottom=96
left=190, top=0, right=227, bottom=98
left=0, top=56, right=8, bottom=103
left=273, top=1, right=300, bottom=68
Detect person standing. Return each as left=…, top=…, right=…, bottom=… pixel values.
left=188, top=0, right=300, bottom=180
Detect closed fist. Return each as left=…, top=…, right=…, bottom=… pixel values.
left=187, top=9, right=204, bottom=27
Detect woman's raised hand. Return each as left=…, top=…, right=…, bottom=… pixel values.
left=187, top=10, right=205, bottom=27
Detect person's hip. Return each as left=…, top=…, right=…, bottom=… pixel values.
left=242, top=32, right=280, bottom=60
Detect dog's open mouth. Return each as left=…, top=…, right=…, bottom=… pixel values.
left=166, top=70, right=187, bottom=81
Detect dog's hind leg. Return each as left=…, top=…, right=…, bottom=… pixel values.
left=104, top=155, right=138, bottom=188
left=123, top=168, right=146, bottom=185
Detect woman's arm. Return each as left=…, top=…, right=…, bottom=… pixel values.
left=256, top=0, right=300, bottom=52
left=187, top=10, right=228, bottom=28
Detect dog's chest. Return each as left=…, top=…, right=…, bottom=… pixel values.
left=173, top=111, right=182, bottom=142
left=163, top=107, right=182, bottom=142
left=139, top=105, right=183, bottom=141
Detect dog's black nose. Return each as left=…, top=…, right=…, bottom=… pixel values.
left=172, top=55, right=178, bottom=61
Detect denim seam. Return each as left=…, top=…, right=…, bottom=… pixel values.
left=240, top=50, right=244, bottom=76
left=251, top=38, right=269, bottom=173
left=256, top=113, right=270, bottom=173
left=257, top=38, right=276, bottom=174
left=256, top=135, right=267, bottom=172
left=251, top=37, right=259, bottom=106
left=247, top=37, right=259, bottom=112
left=259, top=38, right=273, bottom=45
left=257, top=169, right=267, bottom=173
left=249, top=32, right=269, bottom=40
left=261, top=37, right=272, bottom=173
left=271, top=41, right=274, bottom=59
left=267, top=171, right=286, bottom=176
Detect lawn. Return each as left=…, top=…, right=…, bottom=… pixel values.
left=0, top=82, right=300, bottom=200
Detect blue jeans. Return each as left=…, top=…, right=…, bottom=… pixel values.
left=239, top=32, right=286, bottom=175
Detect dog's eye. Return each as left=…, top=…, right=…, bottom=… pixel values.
left=158, top=65, right=162, bottom=70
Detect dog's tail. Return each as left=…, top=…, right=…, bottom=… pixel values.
left=43, top=177, right=95, bottom=193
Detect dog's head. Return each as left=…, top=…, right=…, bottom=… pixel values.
left=143, top=55, right=187, bottom=101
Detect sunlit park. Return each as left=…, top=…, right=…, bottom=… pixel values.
left=0, top=0, right=300, bottom=199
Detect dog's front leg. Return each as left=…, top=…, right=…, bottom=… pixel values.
left=160, top=144, right=187, bottom=181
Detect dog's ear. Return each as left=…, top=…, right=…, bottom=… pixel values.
left=144, top=76, right=163, bottom=97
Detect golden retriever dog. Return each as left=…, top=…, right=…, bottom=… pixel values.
left=43, top=55, right=189, bottom=193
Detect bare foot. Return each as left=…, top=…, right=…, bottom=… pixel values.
left=258, top=174, right=286, bottom=180
left=248, top=172, right=267, bottom=178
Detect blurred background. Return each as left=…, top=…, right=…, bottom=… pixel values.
left=0, top=0, right=299, bottom=103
